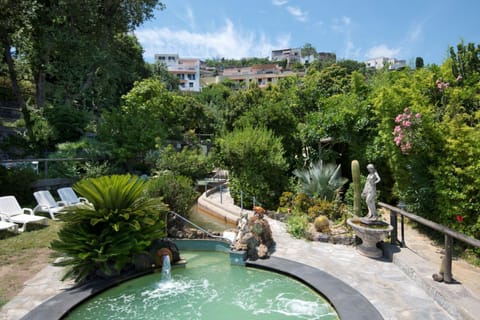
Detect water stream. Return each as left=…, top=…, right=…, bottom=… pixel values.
left=160, top=255, right=171, bottom=282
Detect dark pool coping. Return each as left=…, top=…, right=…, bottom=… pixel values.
left=247, top=256, right=383, bottom=320
left=21, top=269, right=154, bottom=320
left=21, top=240, right=382, bottom=320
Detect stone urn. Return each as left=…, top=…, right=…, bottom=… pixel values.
left=347, top=218, right=393, bottom=258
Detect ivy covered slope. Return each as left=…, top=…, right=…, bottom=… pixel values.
left=50, top=175, right=168, bottom=283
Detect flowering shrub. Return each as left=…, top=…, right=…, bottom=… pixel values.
left=393, top=108, right=422, bottom=154
left=435, top=79, right=449, bottom=92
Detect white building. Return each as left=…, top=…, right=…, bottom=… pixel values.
left=271, top=48, right=336, bottom=67
left=154, top=54, right=201, bottom=92
left=365, top=57, right=406, bottom=70
left=271, top=48, right=303, bottom=65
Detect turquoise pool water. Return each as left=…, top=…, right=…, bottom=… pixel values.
left=65, top=251, right=338, bottom=320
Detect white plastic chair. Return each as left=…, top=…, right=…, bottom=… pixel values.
left=0, top=196, right=48, bottom=232
left=57, top=187, right=91, bottom=206
left=33, top=190, right=68, bottom=220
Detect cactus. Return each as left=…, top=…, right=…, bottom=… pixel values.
left=351, top=160, right=361, bottom=216
left=314, top=215, right=330, bottom=233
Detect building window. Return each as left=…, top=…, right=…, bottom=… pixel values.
left=187, top=74, right=196, bottom=80
left=189, top=82, right=194, bottom=88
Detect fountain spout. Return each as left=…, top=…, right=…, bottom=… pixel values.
left=161, top=254, right=172, bottom=282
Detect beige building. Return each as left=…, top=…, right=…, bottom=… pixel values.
left=216, top=64, right=301, bottom=88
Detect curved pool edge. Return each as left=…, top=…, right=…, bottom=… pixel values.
left=21, top=239, right=382, bottom=320
left=20, top=269, right=154, bottom=320
left=247, top=256, right=383, bottom=320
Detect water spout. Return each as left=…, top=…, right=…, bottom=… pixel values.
left=161, top=254, right=172, bottom=282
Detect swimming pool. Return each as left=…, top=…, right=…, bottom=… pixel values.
left=22, top=239, right=381, bottom=320
left=64, top=250, right=339, bottom=320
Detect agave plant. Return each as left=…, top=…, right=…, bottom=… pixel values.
left=293, top=161, right=348, bottom=201
left=51, top=174, right=168, bottom=283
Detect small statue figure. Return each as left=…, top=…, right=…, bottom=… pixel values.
left=361, top=164, right=381, bottom=220
left=235, top=212, right=249, bottom=242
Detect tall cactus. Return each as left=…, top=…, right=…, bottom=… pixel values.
left=351, top=160, right=361, bottom=216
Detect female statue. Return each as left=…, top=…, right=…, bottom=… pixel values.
left=361, top=164, right=381, bottom=219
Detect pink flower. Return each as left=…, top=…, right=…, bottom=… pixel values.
left=436, top=79, right=449, bottom=92
left=393, top=107, right=422, bottom=155
left=456, top=75, right=463, bottom=81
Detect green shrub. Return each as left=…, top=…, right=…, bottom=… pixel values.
left=293, top=193, right=312, bottom=213
left=308, top=199, right=334, bottom=220
left=286, top=214, right=309, bottom=239
left=278, top=191, right=294, bottom=208
left=0, top=166, right=37, bottom=205
left=50, top=174, right=168, bottom=283
left=151, top=144, right=213, bottom=182
left=144, top=171, right=199, bottom=218
left=46, top=138, right=113, bottom=179
left=214, top=126, right=289, bottom=209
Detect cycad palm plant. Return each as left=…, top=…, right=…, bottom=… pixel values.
left=51, top=174, right=168, bottom=283
left=293, top=161, right=347, bottom=201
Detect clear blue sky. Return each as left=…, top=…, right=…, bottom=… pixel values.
left=135, top=0, right=480, bottom=66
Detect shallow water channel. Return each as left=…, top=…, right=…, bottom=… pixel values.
left=189, top=204, right=236, bottom=232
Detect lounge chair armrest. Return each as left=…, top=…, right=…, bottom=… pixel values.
left=33, top=204, right=48, bottom=212
left=23, top=208, right=35, bottom=215
left=79, top=197, right=89, bottom=202
left=57, top=201, right=68, bottom=207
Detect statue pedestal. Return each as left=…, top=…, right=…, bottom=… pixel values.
left=347, top=218, right=393, bottom=259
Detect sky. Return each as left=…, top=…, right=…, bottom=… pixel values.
left=135, top=0, right=480, bottom=66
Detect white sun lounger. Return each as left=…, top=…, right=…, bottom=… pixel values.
left=0, top=214, right=19, bottom=233
left=57, top=187, right=91, bottom=206
left=33, top=190, right=68, bottom=220
left=0, top=196, right=48, bottom=232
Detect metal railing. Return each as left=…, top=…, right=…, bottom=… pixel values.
left=205, top=183, right=264, bottom=213
left=167, top=210, right=232, bottom=243
left=1, top=158, right=88, bottom=178
left=379, top=202, right=480, bottom=283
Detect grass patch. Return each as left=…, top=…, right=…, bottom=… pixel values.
left=0, top=221, right=62, bottom=261
left=0, top=220, right=62, bottom=309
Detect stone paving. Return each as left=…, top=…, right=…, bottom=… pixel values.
left=202, top=187, right=480, bottom=320
left=1, top=186, right=479, bottom=319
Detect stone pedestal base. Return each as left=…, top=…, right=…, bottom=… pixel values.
left=347, top=218, right=393, bottom=259
left=357, top=242, right=383, bottom=258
